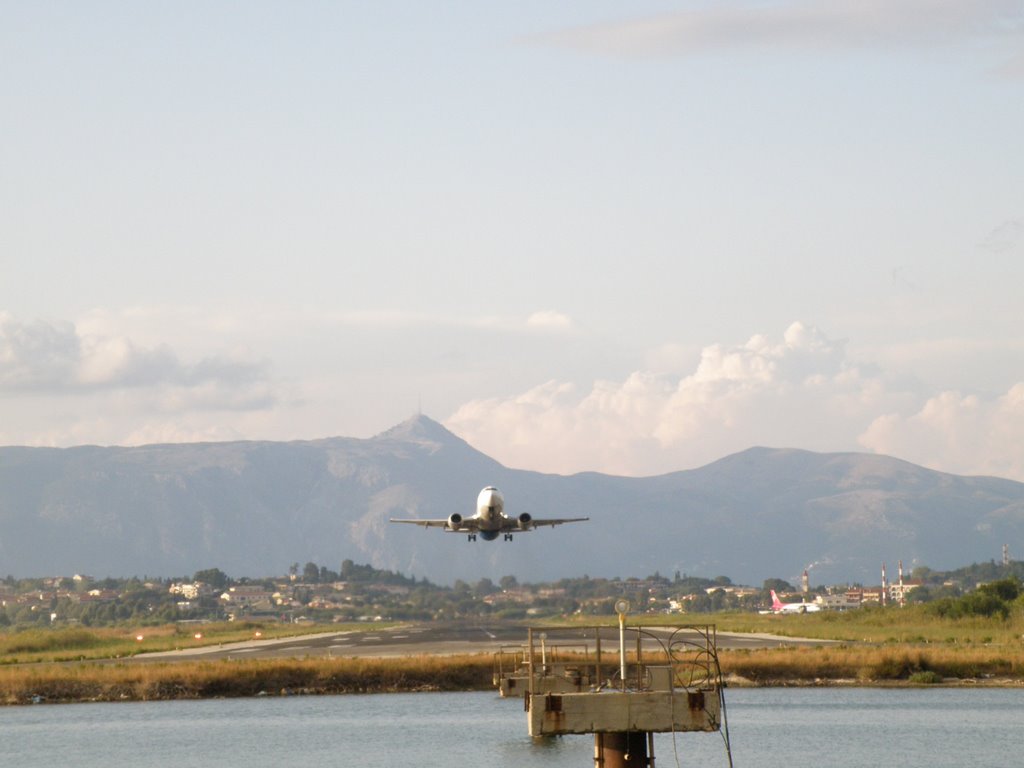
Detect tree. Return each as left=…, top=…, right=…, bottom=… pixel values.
left=302, top=562, right=320, bottom=583
left=980, top=577, right=1021, bottom=602
left=911, top=565, right=935, bottom=583
left=763, top=578, right=794, bottom=594
left=474, top=578, right=497, bottom=596
left=927, top=578, right=1021, bottom=620
left=154, top=603, right=178, bottom=622
left=905, top=586, right=936, bottom=604
left=194, top=568, right=229, bottom=590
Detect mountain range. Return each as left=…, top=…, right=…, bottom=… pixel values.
left=2, top=414, right=1023, bottom=587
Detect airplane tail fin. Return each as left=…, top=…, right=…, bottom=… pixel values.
left=770, top=590, right=783, bottom=611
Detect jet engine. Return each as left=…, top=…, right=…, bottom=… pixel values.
left=517, top=512, right=532, bottom=530
left=447, top=513, right=463, bottom=530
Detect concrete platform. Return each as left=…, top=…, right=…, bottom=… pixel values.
left=528, top=688, right=721, bottom=736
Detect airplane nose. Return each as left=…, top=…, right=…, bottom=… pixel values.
left=477, top=486, right=503, bottom=515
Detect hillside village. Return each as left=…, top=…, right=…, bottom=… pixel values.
left=2, top=558, right=1021, bottom=628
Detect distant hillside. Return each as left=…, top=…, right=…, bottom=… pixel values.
left=2, top=415, right=1022, bottom=586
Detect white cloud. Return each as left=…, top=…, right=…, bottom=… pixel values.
left=526, top=310, right=575, bottom=332
left=446, top=321, right=1024, bottom=480
left=541, top=0, right=1023, bottom=58
left=0, top=312, right=273, bottom=403
left=8, top=307, right=1023, bottom=482
left=447, top=322, right=887, bottom=475
left=859, top=384, right=1024, bottom=480
left=0, top=304, right=589, bottom=448
left=76, top=336, right=178, bottom=387
left=0, top=313, right=79, bottom=389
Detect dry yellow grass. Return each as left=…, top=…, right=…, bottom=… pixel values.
left=719, top=644, right=1024, bottom=684
left=0, top=654, right=496, bottom=705
left=4, top=642, right=1024, bottom=705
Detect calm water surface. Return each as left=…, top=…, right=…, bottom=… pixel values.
left=3, top=688, right=1022, bottom=767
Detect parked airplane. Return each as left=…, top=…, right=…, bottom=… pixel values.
left=389, top=486, right=588, bottom=541
left=770, top=589, right=821, bottom=614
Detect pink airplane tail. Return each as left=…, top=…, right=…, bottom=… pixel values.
left=770, top=590, right=784, bottom=610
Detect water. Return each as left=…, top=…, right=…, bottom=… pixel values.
left=3, top=688, right=1021, bottom=767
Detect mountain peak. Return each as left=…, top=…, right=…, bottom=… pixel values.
left=2, top=431, right=1023, bottom=583
left=374, top=414, right=463, bottom=446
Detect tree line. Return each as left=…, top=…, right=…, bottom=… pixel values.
left=2, top=558, right=1022, bottom=629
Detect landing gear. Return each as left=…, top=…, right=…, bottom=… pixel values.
left=468, top=533, right=477, bottom=542
left=504, top=533, right=514, bottom=541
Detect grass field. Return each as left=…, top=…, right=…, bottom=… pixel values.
left=3, top=606, right=1023, bottom=704
left=713, top=606, right=1024, bottom=646
left=0, top=621, right=378, bottom=665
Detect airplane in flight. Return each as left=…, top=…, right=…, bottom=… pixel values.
left=769, top=589, right=822, bottom=614
left=389, top=486, right=588, bottom=541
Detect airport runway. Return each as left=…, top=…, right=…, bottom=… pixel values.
left=137, top=621, right=834, bottom=662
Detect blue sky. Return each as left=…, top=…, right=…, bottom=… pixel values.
left=2, top=1, right=1023, bottom=479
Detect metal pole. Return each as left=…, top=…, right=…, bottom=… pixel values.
left=634, top=628, right=642, bottom=689
left=614, top=600, right=629, bottom=689
left=619, top=612, right=626, bottom=687
left=527, top=628, right=535, bottom=696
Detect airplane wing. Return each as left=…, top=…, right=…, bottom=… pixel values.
left=389, top=518, right=483, bottom=531
left=523, top=517, right=589, bottom=529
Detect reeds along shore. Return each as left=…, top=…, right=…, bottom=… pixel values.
left=3, top=645, right=1024, bottom=705
left=0, top=655, right=497, bottom=705
left=719, top=645, right=1024, bottom=684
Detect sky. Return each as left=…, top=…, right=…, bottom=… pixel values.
left=2, top=1, right=1023, bottom=480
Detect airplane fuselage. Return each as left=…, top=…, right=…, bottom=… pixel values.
left=475, top=487, right=503, bottom=526
left=462, top=487, right=509, bottom=539
left=770, top=589, right=821, bottom=613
